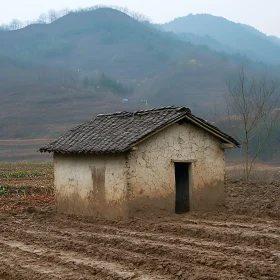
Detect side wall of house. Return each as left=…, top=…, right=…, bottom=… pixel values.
left=127, top=122, right=225, bottom=215
left=53, top=154, right=127, bottom=218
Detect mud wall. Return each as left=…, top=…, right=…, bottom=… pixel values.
left=127, top=122, right=225, bottom=215
left=54, top=153, right=127, bottom=218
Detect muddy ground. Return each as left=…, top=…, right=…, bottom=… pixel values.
left=0, top=163, right=54, bottom=211
left=0, top=163, right=280, bottom=279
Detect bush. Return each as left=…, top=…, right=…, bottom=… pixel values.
left=0, top=171, right=46, bottom=179
left=83, top=73, right=134, bottom=95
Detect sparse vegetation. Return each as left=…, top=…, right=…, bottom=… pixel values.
left=163, top=13, right=280, bottom=65
left=0, top=162, right=54, bottom=210
left=0, top=162, right=53, bottom=167
left=0, top=170, right=46, bottom=179
left=0, top=5, right=150, bottom=31
left=1, top=162, right=280, bottom=279
left=0, top=5, right=280, bottom=278
left=1, top=6, right=280, bottom=167
left=83, top=73, right=134, bottom=95
left=226, top=163, right=280, bottom=182
left=224, top=65, right=280, bottom=180
left=0, top=186, right=8, bottom=197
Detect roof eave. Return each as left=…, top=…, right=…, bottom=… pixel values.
left=128, top=114, right=187, bottom=150
left=185, top=114, right=240, bottom=147
left=39, top=149, right=127, bottom=155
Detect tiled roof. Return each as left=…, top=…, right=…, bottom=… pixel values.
left=39, top=106, right=239, bottom=154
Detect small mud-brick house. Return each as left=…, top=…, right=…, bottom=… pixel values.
left=40, top=106, right=239, bottom=218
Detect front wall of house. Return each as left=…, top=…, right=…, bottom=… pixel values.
left=127, top=122, right=225, bottom=215
left=54, top=153, right=127, bottom=218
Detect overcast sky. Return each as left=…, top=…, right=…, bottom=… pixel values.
left=1, top=0, right=279, bottom=37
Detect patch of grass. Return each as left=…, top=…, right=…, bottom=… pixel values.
left=0, top=186, right=8, bottom=197
left=0, top=170, right=46, bottom=179
left=0, top=162, right=53, bottom=167
left=226, top=164, right=280, bottom=182
left=0, top=185, right=55, bottom=199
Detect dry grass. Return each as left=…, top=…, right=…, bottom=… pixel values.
left=0, top=162, right=54, bottom=211
left=226, top=163, right=280, bottom=181
left=0, top=139, right=52, bottom=162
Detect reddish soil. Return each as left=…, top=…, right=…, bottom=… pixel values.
left=0, top=163, right=280, bottom=279
left=1, top=207, right=280, bottom=279
left=226, top=180, right=280, bottom=218
left=0, top=163, right=54, bottom=212
left=0, top=139, right=52, bottom=162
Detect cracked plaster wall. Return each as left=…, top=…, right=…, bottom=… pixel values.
left=54, top=153, right=127, bottom=218
left=127, top=122, right=225, bottom=215
left=53, top=122, right=226, bottom=218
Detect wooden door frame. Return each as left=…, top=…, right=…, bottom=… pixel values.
left=172, top=159, right=194, bottom=212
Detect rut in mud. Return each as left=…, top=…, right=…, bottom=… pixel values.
left=1, top=163, right=280, bottom=279
left=0, top=209, right=280, bottom=280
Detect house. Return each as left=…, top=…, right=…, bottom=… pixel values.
left=40, top=106, right=239, bottom=218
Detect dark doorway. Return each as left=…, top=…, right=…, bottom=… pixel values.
left=174, top=162, right=190, bottom=214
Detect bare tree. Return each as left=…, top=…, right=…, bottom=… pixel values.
left=48, top=9, right=58, bottom=23
left=9, top=19, right=23, bottom=30
left=129, top=11, right=150, bottom=22
left=0, top=24, right=9, bottom=31
left=37, top=13, right=48, bottom=24
left=226, top=65, right=280, bottom=180
left=59, top=8, right=71, bottom=17
left=69, top=70, right=79, bottom=85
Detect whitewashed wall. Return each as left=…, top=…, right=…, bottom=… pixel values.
left=127, top=122, right=225, bottom=215
left=54, top=122, right=226, bottom=218
left=54, top=153, right=127, bottom=218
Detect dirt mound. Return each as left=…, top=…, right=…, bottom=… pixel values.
left=0, top=211, right=280, bottom=279
left=226, top=180, right=280, bottom=217
left=1, top=163, right=280, bottom=279
left=0, top=163, right=54, bottom=212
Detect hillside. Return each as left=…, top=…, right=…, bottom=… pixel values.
left=163, top=14, right=280, bottom=65
left=176, top=33, right=236, bottom=54
left=0, top=8, right=190, bottom=80
left=1, top=8, right=280, bottom=143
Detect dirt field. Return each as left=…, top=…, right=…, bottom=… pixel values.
left=0, top=162, right=54, bottom=211
left=0, top=139, right=52, bottom=162
left=1, top=163, right=280, bottom=279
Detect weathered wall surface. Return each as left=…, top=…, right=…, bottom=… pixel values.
left=54, top=153, right=127, bottom=218
left=127, top=122, right=225, bottom=215
left=54, top=122, right=226, bottom=218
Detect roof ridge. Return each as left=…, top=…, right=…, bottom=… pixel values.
left=97, top=106, right=190, bottom=117
left=39, top=105, right=239, bottom=155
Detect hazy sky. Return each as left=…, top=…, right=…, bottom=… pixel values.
left=1, top=0, right=280, bottom=37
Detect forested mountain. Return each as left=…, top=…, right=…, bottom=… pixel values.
left=0, top=8, right=189, bottom=80
left=163, top=14, right=280, bottom=65
left=269, top=35, right=280, bottom=47
left=0, top=7, right=279, bottom=140
left=175, top=33, right=236, bottom=54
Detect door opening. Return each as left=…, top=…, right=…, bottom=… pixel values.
left=174, top=162, right=190, bottom=214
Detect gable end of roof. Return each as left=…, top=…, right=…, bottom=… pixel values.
left=39, top=106, right=239, bottom=154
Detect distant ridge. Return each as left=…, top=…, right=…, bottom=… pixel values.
left=163, top=13, right=280, bottom=65
left=0, top=8, right=279, bottom=141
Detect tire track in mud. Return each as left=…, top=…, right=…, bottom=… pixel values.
left=0, top=226, right=243, bottom=280
left=168, top=218, right=280, bottom=236
left=177, top=217, right=280, bottom=228
left=2, top=217, right=280, bottom=279
left=1, top=213, right=280, bottom=279
left=51, top=215, right=280, bottom=250
left=0, top=243, right=96, bottom=280
left=27, top=228, right=279, bottom=279
left=0, top=238, right=166, bottom=280
left=153, top=222, right=280, bottom=249
left=20, top=222, right=279, bottom=263
left=74, top=224, right=280, bottom=261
